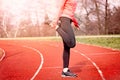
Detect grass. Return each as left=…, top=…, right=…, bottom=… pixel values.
left=76, top=35, right=120, bottom=50
left=0, top=35, right=120, bottom=50
left=28, top=35, right=120, bottom=50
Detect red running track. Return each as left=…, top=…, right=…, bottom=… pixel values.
left=0, top=39, right=120, bottom=80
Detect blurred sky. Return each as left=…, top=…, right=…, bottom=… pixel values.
left=0, top=0, right=59, bottom=25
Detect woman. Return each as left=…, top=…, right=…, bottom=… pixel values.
left=51, top=0, right=79, bottom=77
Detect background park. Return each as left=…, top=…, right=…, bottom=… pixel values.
left=0, top=0, right=120, bottom=50
left=0, top=0, right=120, bottom=80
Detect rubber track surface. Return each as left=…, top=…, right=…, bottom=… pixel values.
left=0, top=40, right=120, bottom=80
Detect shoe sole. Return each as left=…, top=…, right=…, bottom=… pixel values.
left=61, top=75, right=77, bottom=78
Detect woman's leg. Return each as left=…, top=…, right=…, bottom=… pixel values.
left=63, top=40, right=70, bottom=68
left=56, top=17, right=77, bottom=77
left=56, top=17, right=76, bottom=48
left=56, top=17, right=76, bottom=68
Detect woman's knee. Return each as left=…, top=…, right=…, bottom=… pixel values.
left=68, top=40, right=76, bottom=48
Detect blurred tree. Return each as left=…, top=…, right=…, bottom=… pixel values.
left=77, top=0, right=106, bottom=35
left=105, top=0, right=108, bottom=34
left=108, top=7, right=120, bottom=34
left=76, top=0, right=120, bottom=35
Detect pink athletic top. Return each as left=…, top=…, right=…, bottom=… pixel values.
left=61, top=0, right=77, bottom=21
left=54, top=0, right=79, bottom=28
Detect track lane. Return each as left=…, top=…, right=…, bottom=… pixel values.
left=0, top=40, right=120, bottom=80
left=75, top=43, right=120, bottom=80
left=0, top=43, right=43, bottom=80
left=48, top=42, right=103, bottom=80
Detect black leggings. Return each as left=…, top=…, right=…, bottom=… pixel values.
left=56, top=17, right=76, bottom=68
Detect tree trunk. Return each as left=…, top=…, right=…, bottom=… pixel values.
left=93, top=0, right=102, bottom=34
left=105, top=0, right=108, bottom=34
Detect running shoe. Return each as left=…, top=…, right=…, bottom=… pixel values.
left=61, top=70, right=77, bottom=77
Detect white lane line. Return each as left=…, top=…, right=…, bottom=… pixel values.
left=0, top=48, right=5, bottom=62
left=73, top=49, right=106, bottom=80
left=23, top=46, right=44, bottom=80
